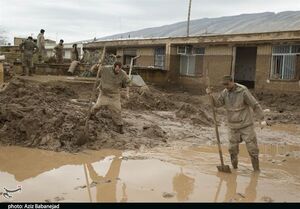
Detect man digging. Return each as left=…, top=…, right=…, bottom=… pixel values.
left=90, top=61, right=148, bottom=134
left=206, top=75, right=267, bottom=171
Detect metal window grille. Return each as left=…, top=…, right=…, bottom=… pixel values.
left=271, top=45, right=300, bottom=80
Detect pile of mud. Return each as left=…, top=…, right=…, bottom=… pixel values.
left=175, top=103, right=213, bottom=126
left=123, top=87, right=213, bottom=126
left=122, top=88, right=178, bottom=111
left=0, top=79, right=167, bottom=152
left=255, top=92, right=300, bottom=124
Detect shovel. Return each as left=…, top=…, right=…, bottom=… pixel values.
left=206, top=70, right=231, bottom=173
left=76, top=46, right=106, bottom=146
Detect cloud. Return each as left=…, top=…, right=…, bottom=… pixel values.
left=1, top=0, right=300, bottom=44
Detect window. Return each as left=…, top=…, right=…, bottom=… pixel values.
left=180, top=55, right=195, bottom=76
left=123, top=48, right=137, bottom=65
left=177, top=46, right=187, bottom=54
left=154, top=47, right=165, bottom=69
left=178, top=46, right=205, bottom=76
left=271, top=45, right=300, bottom=80
left=193, top=47, right=205, bottom=55
left=177, top=46, right=193, bottom=55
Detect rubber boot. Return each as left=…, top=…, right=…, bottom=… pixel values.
left=230, top=154, right=238, bottom=169
left=117, top=125, right=124, bottom=134
left=251, top=156, right=260, bottom=172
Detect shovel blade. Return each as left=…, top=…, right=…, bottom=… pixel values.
left=217, top=165, right=231, bottom=173
left=130, top=75, right=146, bottom=87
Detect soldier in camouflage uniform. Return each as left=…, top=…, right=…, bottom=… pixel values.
left=206, top=75, right=267, bottom=171
left=54, top=39, right=64, bottom=63
left=19, top=36, right=38, bottom=76
left=91, top=61, right=131, bottom=134
left=37, top=29, right=46, bottom=63
left=71, top=44, right=79, bottom=61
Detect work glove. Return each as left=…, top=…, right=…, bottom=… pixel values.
left=260, top=120, right=267, bottom=129
left=206, top=87, right=212, bottom=94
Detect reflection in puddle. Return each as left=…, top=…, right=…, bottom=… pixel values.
left=215, top=171, right=259, bottom=202
left=172, top=168, right=195, bottom=201
left=0, top=144, right=299, bottom=202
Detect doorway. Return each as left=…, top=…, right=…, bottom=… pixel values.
left=234, top=47, right=257, bottom=88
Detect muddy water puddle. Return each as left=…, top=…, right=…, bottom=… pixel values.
left=0, top=144, right=299, bottom=202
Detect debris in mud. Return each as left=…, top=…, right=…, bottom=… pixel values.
left=142, top=125, right=167, bottom=139
left=162, top=192, right=175, bottom=198
left=120, top=155, right=149, bottom=160
left=74, top=185, right=87, bottom=190
left=54, top=196, right=65, bottom=202
left=261, top=196, right=274, bottom=202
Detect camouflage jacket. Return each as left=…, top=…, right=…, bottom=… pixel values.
left=99, top=65, right=131, bottom=95
left=19, top=39, right=38, bottom=56
left=213, top=83, right=265, bottom=129
left=54, top=44, right=64, bottom=56
left=37, top=33, right=45, bottom=49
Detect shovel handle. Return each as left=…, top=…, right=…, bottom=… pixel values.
left=85, top=47, right=106, bottom=129
left=206, top=67, right=225, bottom=167
left=209, top=94, right=225, bottom=166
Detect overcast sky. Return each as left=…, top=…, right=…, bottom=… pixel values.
left=1, top=0, right=300, bottom=44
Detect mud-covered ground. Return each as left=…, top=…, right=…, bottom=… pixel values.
left=1, top=76, right=300, bottom=202
left=0, top=77, right=213, bottom=152
left=0, top=76, right=299, bottom=153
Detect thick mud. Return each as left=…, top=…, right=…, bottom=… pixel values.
left=0, top=77, right=299, bottom=152
left=0, top=77, right=213, bottom=152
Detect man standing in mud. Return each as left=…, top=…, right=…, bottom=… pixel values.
left=206, top=75, right=267, bottom=171
left=19, top=36, right=38, bottom=76
left=90, top=61, right=130, bottom=134
left=54, top=39, right=64, bottom=63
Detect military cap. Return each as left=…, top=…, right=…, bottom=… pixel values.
left=222, top=75, right=233, bottom=84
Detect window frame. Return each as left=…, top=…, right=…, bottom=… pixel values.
left=270, top=45, right=300, bottom=80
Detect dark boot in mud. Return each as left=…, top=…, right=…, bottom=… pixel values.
left=251, top=156, right=260, bottom=172
left=117, top=125, right=124, bottom=134
left=230, top=154, right=238, bottom=169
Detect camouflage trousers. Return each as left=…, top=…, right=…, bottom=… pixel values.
left=22, top=54, right=33, bottom=75
left=228, top=125, right=259, bottom=158
left=56, top=54, right=63, bottom=63
left=91, top=91, right=123, bottom=126
left=22, top=54, right=33, bottom=68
